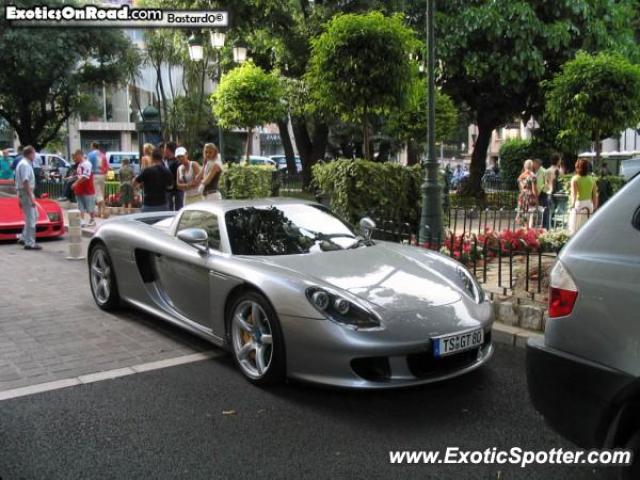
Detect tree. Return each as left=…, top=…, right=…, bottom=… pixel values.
left=0, top=0, right=141, bottom=150
left=211, top=63, right=286, bottom=160
left=388, top=77, right=459, bottom=165
left=544, top=51, right=640, bottom=165
left=400, top=0, right=639, bottom=195
left=306, top=12, right=418, bottom=161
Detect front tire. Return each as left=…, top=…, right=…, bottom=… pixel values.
left=229, top=291, right=286, bottom=385
left=89, top=244, right=121, bottom=311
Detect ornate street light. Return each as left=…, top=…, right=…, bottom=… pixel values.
left=418, top=0, right=443, bottom=245
left=187, top=33, right=204, bottom=62
left=232, top=46, right=248, bottom=63
left=210, top=31, right=226, bottom=49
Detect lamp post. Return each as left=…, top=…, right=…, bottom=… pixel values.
left=418, top=0, right=443, bottom=245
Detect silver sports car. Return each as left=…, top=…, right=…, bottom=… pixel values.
left=88, top=198, right=493, bottom=388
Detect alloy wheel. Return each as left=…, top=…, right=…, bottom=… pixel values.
left=231, top=300, right=274, bottom=379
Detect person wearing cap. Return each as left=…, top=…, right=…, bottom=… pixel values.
left=176, top=147, right=202, bottom=206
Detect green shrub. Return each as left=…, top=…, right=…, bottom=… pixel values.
left=499, top=138, right=555, bottom=185
left=312, top=159, right=423, bottom=226
left=221, top=164, right=275, bottom=199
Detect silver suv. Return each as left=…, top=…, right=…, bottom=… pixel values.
left=527, top=172, right=640, bottom=478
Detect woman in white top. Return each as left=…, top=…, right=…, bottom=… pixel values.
left=197, top=143, right=223, bottom=200
left=175, top=147, right=202, bottom=205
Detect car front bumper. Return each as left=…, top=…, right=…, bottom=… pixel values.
left=0, top=220, right=64, bottom=240
left=281, top=313, right=493, bottom=389
left=526, top=337, right=633, bottom=447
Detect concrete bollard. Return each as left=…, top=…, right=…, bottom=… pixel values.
left=66, top=209, right=85, bottom=260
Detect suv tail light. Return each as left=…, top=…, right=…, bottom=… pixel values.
left=548, top=261, right=578, bottom=318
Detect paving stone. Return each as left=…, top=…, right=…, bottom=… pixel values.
left=493, top=301, right=519, bottom=326
left=0, top=237, right=211, bottom=391
left=518, top=305, right=544, bottom=331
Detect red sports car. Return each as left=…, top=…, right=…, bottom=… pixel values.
left=0, top=197, right=65, bottom=241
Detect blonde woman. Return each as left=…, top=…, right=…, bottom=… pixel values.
left=140, top=143, right=154, bottom=172
left=197, top=143, right=223, bottom=200
left=176, top=147, right=202, bottom=205
left=516, top=159, right=538, bottom=227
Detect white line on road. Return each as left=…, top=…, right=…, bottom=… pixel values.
left=0, top=350, right=223, bottom=402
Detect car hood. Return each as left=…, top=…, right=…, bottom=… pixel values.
left=255, top=243, right=463, bottom=312
left=0, top=198, right=51, bottom=223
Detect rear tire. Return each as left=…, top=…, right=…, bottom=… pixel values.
left=228, top=291, right=286, bottom=386
left=89, top=244, right=121, bottom=311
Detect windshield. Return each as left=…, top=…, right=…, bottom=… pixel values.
left=225, top=204, right=369, bottom=256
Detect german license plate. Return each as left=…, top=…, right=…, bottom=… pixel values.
left=433, top=329, right=484, bottom=358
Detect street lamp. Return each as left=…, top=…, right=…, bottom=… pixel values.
left=418, top=0, right=443, bottom=245
left=210, top=31, right=226, bottom=49
left=187, top=34, right=204, bottom=62
left=232, top=46, right=248, bottom=63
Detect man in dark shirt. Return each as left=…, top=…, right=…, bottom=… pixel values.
left=134, top=148, right=173, bottom=212
left=163, top=141, right=183, bottom=211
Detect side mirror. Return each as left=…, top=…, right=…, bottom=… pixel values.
left=359, top=217, right=376, bottom=240
left=177, top=228, right=209, bottom=254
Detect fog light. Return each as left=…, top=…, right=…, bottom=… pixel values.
left=311, top=290, right=330, bottom=310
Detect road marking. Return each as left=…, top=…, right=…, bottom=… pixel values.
left=0, top=350, right=222, bottom=402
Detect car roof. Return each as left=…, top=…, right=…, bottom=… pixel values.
left=182, top=197, right=317, bottom=216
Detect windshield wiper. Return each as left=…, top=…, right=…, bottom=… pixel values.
left=346, top=236, right=373, bottom=249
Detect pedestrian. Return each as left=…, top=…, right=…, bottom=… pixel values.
left=163, top=141, right=183, bottom=211
left=140, top=143, right=154, bottom=172
left=198, top=143, right=223, bottom=200
left=543, top=154, right=562, bottom=229
left=0, top=149, right=13, bottom=180
left=600, top=162, right=611, bottom=177
left=119, top=158, right=134, bottom=209
left=94, top=146, right=109, bottom=218
left=532, top=159, right=548, bottom=225
left=176, top=147, right=202, bottom=205
left=14, top=146, right=41, bottom=250
left=516, top=159, right=538, bottom=228
left=134, top=147, right=173, bottom=212
left=71, top=149, right=97, bottom=227
left=87, top=142, right=100, bottom=172
left=568, top=159, right=598, bottom=235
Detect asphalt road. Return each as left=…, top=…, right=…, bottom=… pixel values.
left=0, top=343, right=615, bottom=480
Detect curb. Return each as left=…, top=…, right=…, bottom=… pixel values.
left=492, top=322, right=542, bottom=348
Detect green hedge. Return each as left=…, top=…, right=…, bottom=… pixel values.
left=312, top=159, right=423, bottom=226
left=221, top=164, right=275, bottom=199
left=499, top=138, right=554, bottom=184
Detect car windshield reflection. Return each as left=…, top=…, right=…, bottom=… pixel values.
left=225, top=204, right=371, bottom=256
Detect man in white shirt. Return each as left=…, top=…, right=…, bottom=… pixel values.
left=14, top=145, right=41, bottom=250
left=544, top=154, right=562, bottom=229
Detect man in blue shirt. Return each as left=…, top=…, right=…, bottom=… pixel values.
left=87, top=142, right=100, bottom=171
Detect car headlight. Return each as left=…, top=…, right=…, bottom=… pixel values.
left=47, top=212, right=61, bottom=222
left=457, top=267, right=484, bottom=303
left=306, top=287, right=380, bottom=329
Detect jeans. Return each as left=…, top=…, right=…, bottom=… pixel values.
left=18, top=190, right=36, bottom=247
left=141, top=203, right=169, bottom=213
left=539, top=192, right=549, bottom=229
left=167, top=191, right=184, bottom=211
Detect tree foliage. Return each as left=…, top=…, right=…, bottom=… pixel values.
left=544, top=51, right=640, bottom=159
left=0, top=0, right=141, bottom=149
left=306, top=12, right=418, bottom=160
left=401, top=0, right=639, bottom=194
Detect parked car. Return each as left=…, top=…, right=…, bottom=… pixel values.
left=0, top=197, right=64, bottom=241
left=246, top=155, right=277, bottom=168
left=527, top=173, right=640, bottom=478
left=269, top=155, right=302, bottom=173
left=87, top=199, right=493, bottom=388
left=620, top=157, right=640, bottom=181
left=38, top=153, right=71, bottom=180
left=107, top=151, right=140, bottom=174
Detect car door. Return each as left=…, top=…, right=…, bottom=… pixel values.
left=153, top=210, right=223, bottom=329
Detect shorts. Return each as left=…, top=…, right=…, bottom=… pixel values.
left=77, top=195, right=96, bottom=214
left=94, top=174, right=106, bottom=203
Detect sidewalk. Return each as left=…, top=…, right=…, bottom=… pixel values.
left=0, top=236, right=211, bottom=392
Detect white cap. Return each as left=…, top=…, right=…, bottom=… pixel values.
left=175, top=146, right=187, bottom=156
